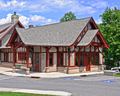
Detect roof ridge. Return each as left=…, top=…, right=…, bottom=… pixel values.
left=25, top=17, right=92, bottom=30
left=0, top=23, right=12, bottom=26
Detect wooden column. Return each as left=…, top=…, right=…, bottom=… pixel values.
left=57, top=48, right=59, bottom=66
left=26, top=49, right=29, bottom=68
left=89, top=52, right=91, bottom=71
left=12, top=48, right=16, bottom=73
left=46, top=49, right=49, bottom=67
left=26, top=48, right=30, bottom=75
left=46, top=48, right=49, bottom=72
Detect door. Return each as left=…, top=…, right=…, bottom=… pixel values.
left=84, top=53, right=90, bottom=71
left=35, top=53, right=39, bottom=71
left=4, top=53, right=8, bottom=62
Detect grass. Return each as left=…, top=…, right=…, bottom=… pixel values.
left=0, top=92, right=57, bottom=96
left=115, top=73, right=120, bottom=77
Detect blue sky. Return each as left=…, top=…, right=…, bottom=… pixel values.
left=0, top=0, right=119, bottom=28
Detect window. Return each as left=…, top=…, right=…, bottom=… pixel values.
left=91, top=57, right=94, bottom=65
left=49, top=53, right=53, bottom=66
left=85, top=53, right=89, bottom=56
left=80, top=58, right=83, bottom=66
left=95, top=53, right=98, bottom=65
left=95, top=57, right=98, bottom=65
left=75, top=53, right=79, bottom=66
left=35, top=53, right=39, bottom=64
left=91, top=53, right=94, bottom=56
left=80, top=53, right=83, bottom=56
left=95, top=53, right=98, bottom=56
left=59, top=53, right=63, bottom=66
left=80, top=53, right=84, bottom=66
left=18, top=53, right=26, bottom=60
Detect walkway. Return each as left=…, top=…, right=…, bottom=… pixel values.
left=0, top=88, right=71, bottom=96
left=0, top=66, right=103, bottom=78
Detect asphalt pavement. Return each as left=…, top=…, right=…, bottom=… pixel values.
left=0, top=74, right=120, bottom=96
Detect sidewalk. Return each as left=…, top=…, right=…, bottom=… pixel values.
left=0, top=88, right=72, bottom=96
left=0, top=66, right=104, bottom=78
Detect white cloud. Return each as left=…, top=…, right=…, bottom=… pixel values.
left=0, top=13, right=30, bottom=26
left=0, top=13, right=56, bottom=27
left=30, top=15, right=57, bottom=25
left=0, top=0, right=108, bottom=15
left=95, top=19, right=102, bottom=24
left=80, top=1, right=85, bottom=4
left=89, top=0, right=108, bottom=8
left=0, top=0, right=26, bottom=8
left=110, top=5, right=118, bottom=10
left=0, top=13, right=12, bottom=24
left=19, top=16, right=30, bottom=25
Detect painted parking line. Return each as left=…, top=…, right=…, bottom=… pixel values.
left=93, top=77, right=120, bottom=82
left=64, top=78, right=74, bottom=80
left=101, top=80, right=115, bottom=83
left=74, top=77, right=98, bottom=81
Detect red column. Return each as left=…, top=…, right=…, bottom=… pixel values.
left=26, top=49, right=29, bottom=68
left=57, top=48, right=59, bottom=66
left=12, top=48, right=16, bottom=73
left=13, top=48, right=15, bottom=67
left=46, top=49, right=49, bottom=67
left=69, top=48, right=70, bottom=67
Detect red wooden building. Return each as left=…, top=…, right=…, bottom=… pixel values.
left=0, top=12, right=109, bottom=75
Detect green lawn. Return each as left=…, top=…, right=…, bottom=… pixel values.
left=0, top=92, right=56, bottom=96
left=115, top=73, right=120, bottom=77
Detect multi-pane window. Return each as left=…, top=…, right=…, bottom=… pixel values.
left=49, top=53, right=53, bottom=66
left=35, top=53, right=39, bottom=64
left=91, top=57, right=94, bottom=65
left=59, top=53, right=63, bottom=66
left=80, top=58, right=83, bottom=66
left=91, top=53, right=94, bottom=65
left=85, top=53, right=89, bottom=56
left=18, top=53, right=26, bottom=60
left=95, top=53, right=98, bottom=65
left=80, top=53, right=83, bottom=66
left=75, top=53, right=79, bottom=66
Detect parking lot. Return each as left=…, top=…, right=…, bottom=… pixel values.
left=0, top=74, right=120, bottom=96
left=61, top=74, right=120, bottom=82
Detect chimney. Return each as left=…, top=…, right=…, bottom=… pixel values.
left=29, top=25, right=34, bottom=28
left=11, top=12, right=19, bottom=23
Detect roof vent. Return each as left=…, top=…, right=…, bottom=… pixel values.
left=29, top=25, right=34, bottom=28
left=11, top=12, right=19, bottom=23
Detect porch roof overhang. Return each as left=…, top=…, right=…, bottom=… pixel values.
left=76, top=30, right=110, bottom=49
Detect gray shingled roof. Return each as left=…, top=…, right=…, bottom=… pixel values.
left=0, top=20, right=18, bottom=39
left=16, top=17, right=91, bottom=46
left=77, top=29, right=99, bottom=46
left=0, top=37, right=11, bottom=49
left=0, top=23, right=12, bottom=32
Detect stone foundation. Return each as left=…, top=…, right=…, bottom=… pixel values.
left=90, top=65, right=104, bottom=72
left=58, top=66, right=86, bottom=74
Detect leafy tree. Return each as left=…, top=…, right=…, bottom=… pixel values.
left=60, top=11, right=77, bottom=22
left=98, top=7, right=120, bottom=69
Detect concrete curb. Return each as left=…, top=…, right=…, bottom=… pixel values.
left=0, top=71, right=104, bottom=79
left=0, top=88, right=72, bottom=96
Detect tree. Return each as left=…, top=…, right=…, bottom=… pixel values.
left=98, top=7, right=120, bottom=69
left=60, top=11, right=77, bottom=22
